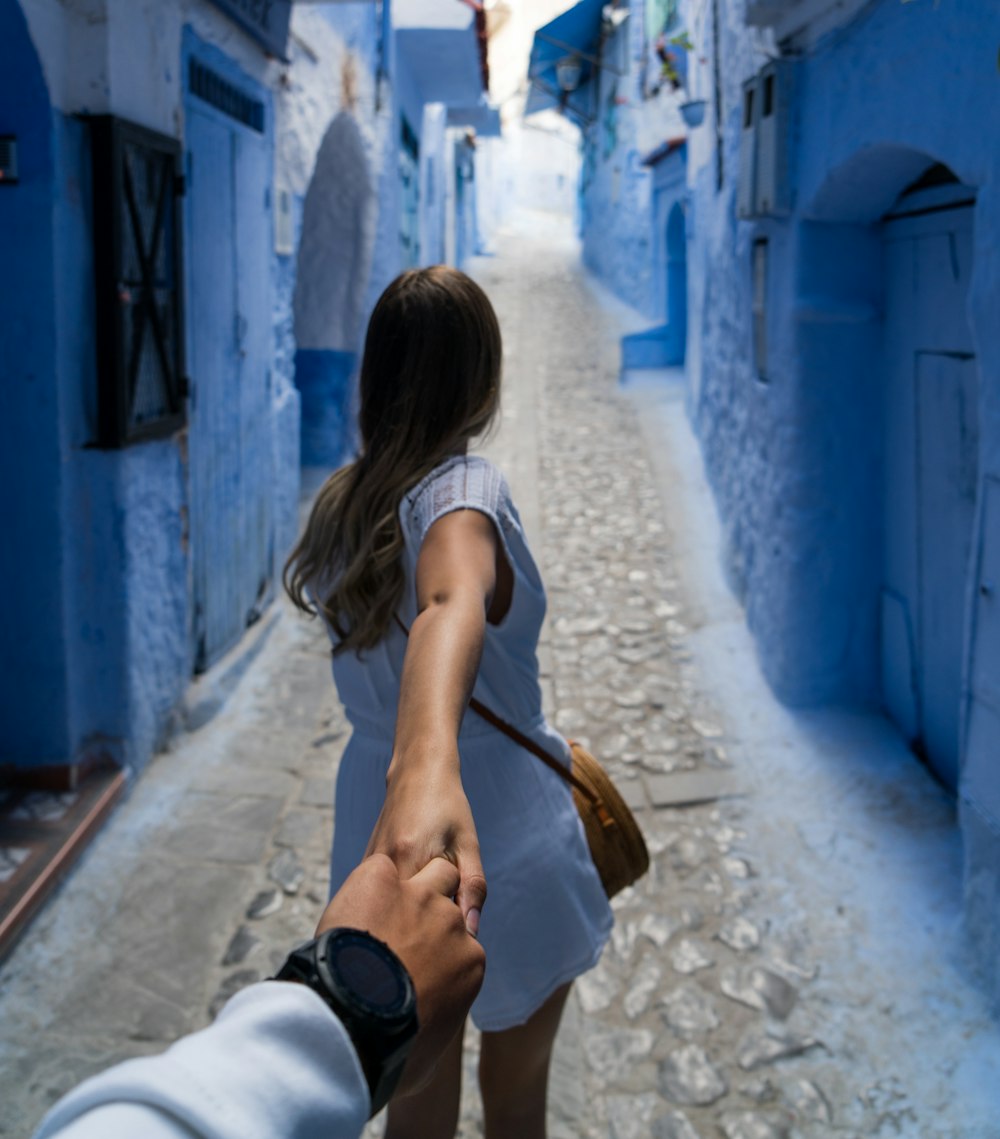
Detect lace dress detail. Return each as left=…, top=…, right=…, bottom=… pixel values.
left=404, top=455, right=516, bottom=560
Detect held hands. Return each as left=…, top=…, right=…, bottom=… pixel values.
left=364, top=755, right=487, bottom=937
left=318, top=853, right=485, bottom=1096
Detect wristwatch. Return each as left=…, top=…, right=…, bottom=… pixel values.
left=274, top=927, right=419, bottom=1116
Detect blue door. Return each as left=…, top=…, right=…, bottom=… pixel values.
left=881, top=191, right=977, bottom=790
left=665, top=203, right=687, bottom=363
left=185, top=85, right=273, bottom=671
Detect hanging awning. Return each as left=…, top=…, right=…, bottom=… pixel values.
left=525, top=0, right=606, bottom=126
left=395, top=0, right=486, bottom=108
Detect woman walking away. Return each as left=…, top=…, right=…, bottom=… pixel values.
left=285, top=266, right=613, bottom=1139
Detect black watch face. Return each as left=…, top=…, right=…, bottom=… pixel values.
left=327, top=932, right=409, bottom=1016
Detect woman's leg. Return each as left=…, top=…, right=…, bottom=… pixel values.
left=384, top=1020, right=465, bottom=1139
left=479, top=984, right=572, bottom=1139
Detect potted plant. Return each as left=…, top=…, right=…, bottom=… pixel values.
left=679, top=97, right=707, bottom=127
left=656, top=31, right=707, bottom=128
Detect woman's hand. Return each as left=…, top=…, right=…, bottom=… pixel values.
left=365, top=757, right=487, bottom=937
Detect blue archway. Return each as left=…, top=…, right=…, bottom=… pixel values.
left=0, top=0, right=70, bottom=769
left=293, top=112, right=375, bottom=467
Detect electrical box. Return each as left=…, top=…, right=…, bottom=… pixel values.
left=754, top=60, right=793, bottom=216
left=0, top=135, right=18, bottom=183
left=737, top=79, right=757, bottom=219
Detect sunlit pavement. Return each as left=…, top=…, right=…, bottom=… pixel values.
left=1, top=211, right=997, bottom=1138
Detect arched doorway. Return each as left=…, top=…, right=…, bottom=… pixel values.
left=0, top=0, right=68, bottom=766
left=795, top=146, right=981, bottom=786
left=665, top=202, right=687, bottom=363
left=879, top=164, right=978, bottom=790
left=294, top=112, right=375, bottom=467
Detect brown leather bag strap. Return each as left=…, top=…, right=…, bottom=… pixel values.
left=392, top=615, right=604, bottom=809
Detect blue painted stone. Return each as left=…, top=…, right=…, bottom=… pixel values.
left=622, top=324, right=685, bottom=370
left=295, top=349, right=357, bottom=468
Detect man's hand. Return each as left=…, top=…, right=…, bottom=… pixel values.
left=317, top=854, right=486, bottom=1095
left=365, top=759, right=487, bottom=937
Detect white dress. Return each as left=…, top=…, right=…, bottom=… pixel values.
left=325, top=455, right=613, bottom=1031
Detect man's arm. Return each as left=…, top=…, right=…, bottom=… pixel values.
left=33, top=856, right=484, bottom=1139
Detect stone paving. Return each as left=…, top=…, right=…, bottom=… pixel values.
left=453, top=221, right=839, bottom=1139
left=1, top=211, right=997, bottom=1138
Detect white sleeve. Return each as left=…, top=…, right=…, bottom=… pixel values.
left=32, top=982, right=371, bottom=1139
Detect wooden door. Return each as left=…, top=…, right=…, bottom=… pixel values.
left=881, top=192, right=977, bottom=789
left=185, top=94, right=273, bottom=671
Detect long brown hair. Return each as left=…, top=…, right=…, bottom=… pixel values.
left=284, top=266, right=503, bottom=653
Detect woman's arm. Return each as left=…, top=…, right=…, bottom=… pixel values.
left=365, top=508, right=505, bottom=933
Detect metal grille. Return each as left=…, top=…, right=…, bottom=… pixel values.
left=122, top=142, right=177, bottom=426
left=189, top=58, right=265, bottom=133
left=89, top=116, right=186, bottom=447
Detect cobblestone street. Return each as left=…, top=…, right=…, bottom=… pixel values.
left=1, top=212, right=998, bottom=1138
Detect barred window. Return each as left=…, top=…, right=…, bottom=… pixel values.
left=89, top=116, right=186, bottom=446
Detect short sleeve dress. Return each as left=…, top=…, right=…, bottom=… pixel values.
left=324, top=454, right=613, bottom=1032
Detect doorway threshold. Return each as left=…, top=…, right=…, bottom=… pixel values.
left=0, top=763, right=127, bottom=963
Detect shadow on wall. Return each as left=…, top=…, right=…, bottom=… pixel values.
left=294, top=112, right=376, bottom=468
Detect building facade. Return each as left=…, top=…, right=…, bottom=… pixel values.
left=0, top=0, right=489, bottom=794
left=538, top=0, right=1000, bottom=1007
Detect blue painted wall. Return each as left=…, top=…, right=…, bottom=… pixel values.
left=688, top=0, right=1000, bottom=709
left=577, top=7, right=692, bottom=323
left=0, top=3, right=193, bottom=774
left=678, top=0, right=1000, bottom=1004
left=56, top=109, right=190, bottom=773
left=296, top=349, right=357, bottom=467
left=0, top=0, right=69, bottom=769
left=578, top=0, right=1000, bottom=1007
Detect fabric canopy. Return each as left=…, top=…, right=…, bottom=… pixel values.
left=525, top=0, right=605, bottom=126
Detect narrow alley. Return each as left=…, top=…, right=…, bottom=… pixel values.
left=1, top=213, right=996, bottom=1139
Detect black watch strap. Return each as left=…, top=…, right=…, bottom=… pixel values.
left=274, top=928, right=418, bottom=1117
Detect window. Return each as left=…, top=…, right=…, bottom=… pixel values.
left=752, top=239, right=769, bottom=381
left=762, top=73, right=774, bottom=119
left=88, top=116, right=186, bottom=447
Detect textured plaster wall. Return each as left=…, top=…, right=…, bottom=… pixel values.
left=53, top=113, right=188, bottom=773
left=688, top=0, right=1000, bottom=706
left=282, top=5, right=405, bottom=468
left=21, top=0, right=284, bottom=127
left=8, top=0, right=388, bottom=772
left=579, top=5, right=692, bottom=321
left=682, top=0, right=1000, bottom=1004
